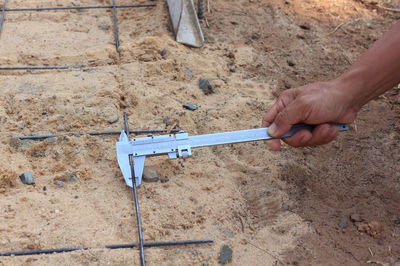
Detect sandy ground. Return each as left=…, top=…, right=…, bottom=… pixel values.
left=0, top=0, right=399, bottom=265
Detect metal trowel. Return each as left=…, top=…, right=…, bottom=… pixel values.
left=167, top=0, right=204, bottom=47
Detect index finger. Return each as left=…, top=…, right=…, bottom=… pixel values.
left=262, top=90, right=297, bottom=126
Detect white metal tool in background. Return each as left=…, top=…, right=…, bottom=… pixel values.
left=167, top=0, right=205, bottom=47
left=116, top=123, right=349, bottom=187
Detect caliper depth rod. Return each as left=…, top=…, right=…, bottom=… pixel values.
left=124, top=113, right=146, bottom=266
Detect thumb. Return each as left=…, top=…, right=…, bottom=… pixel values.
left=268, top=101, right=308, bottom=137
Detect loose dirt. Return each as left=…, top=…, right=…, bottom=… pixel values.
left=0, top=0, right=399, bottom=265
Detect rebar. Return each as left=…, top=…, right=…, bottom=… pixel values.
left=0, top=66, right=88, bottom=70
left=0, top=239, right=213, bottom=257
left=198, top=0, right=204, bottom=19
left=4, top=4, right=156, bottom=12
left=124, top=112, right=145, bottom=266
left=17, top=129, right=182, bottom=141
left=112, top=0, right=120, bottom=55
left=0, top=0, right=7, bottom=35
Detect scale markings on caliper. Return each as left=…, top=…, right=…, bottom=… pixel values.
left=116, top=123, right=349, bottom=187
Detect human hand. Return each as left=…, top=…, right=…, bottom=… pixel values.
left=262, top=80, right=358, bottom=151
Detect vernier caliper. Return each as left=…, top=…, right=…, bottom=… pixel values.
left=116, top=123, right=349, bottom=187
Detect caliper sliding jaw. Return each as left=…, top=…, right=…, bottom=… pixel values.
left=116, top=123, right=349, bottom=187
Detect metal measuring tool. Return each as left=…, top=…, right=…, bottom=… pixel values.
left=117, top=123, right=349, bottom=187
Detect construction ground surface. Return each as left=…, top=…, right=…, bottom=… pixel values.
left=0, top=0, right=399, bottom=265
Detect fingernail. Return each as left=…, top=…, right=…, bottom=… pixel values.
left=268, top=123, right=277, bottom=136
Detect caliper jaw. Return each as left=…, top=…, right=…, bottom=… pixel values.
left=116, top=131, right=192, bottom=187
left=116, top=131, right=146, bottom=187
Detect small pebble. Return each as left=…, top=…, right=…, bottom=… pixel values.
left=42, top=111, right=47, bottom=115
left=102, top=106, right=119, bottom=124
left=55, top=180, right=64, bottom=187
left=282, top=203, right=289, bottom=211
left=339, top=218, right=347, bottom=228
left=66, top=172, right=77, bottom=183
left=143, top=166, right=160, bottom=183
left=199, top=78, right=214, bottom=95
left=56, top=125, right=65, bottom=132
left=222, top=230, right=234, bottom=238
left=219, top=245, right=233, bottom=264
left=350, top=213, right=362, bottom=223
left=160, top=177, right=169, bottom=183
left=299, top=24, right=310, bottom=30
left=229, top=65, right=236, bottom=72
left=183, top=103, right=199, bottom=111
left=287, top=60, right=295, bottom=67
left=20, top=172, right=35, bottom=185
left=184, top=67, right=194, bottom=80
left=251, top=33, right=260, bottom=40
left=98, top=25, right=110, bottom=30
left=43, top=186, right=47, bottom=191
left=160, top=48, right=168, bottom=58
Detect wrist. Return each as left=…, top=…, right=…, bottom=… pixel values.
left=332, top=67, right=371, bottom=112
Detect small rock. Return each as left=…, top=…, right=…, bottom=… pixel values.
left=98, top=25, right=110, bottom=30
left=159, top=48, right=168, bottom=58
left=184, top=67, right=194, bottom=80
left=222, top=230, right=234, bottom=238
left=66, top=172, right=77, bottom=183
left=287, top=60, right=295, bottom=67
left=299, top=24, right=310, bottom=30
left=230, top=21, right=238, bottom=25
left=160, top=177, right=169, bottom=183
left=56, top=125, right=65, bottom=132
left=43, top=186, right=47, bottom=191
left=338, top=218, right=347, bottom=228
left=42, top=111, right=47, bottom=115
left=143, top=166, right=160, bottom=183
left=282, top=203, right=289, bottom=211
left=199, top=78, right=214, bottom=95
left=139, top=54, right=153, bottom=62
left=20, top=172, right=35, bottom=185
left=74, top=195, right=79, bottom=199
left=219, top=245, right=233, bottom=265
left=285, top=83, right=292, bottom=89
left=17, top=120, right=24, bottom=129
left=101, top=105, right=119, bottom=124
left=350, top=213, right=362, bottom=223
left=55, top=180, right=64, bottom=187
left=229, top=65, right=236, bottom=72
left=183, top=103, right=199, bottom=111
left=251, top=33, right=260, bottom=40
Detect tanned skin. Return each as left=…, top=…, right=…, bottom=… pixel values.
left=262, top=20, right=400, bottom=151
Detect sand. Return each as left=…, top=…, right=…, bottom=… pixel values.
left=0, top=0, right=399, bottom=265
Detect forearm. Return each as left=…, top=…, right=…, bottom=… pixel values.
left=336, top=20, right=400, bottom=110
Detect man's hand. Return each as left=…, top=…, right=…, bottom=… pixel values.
left=262, top=80, right=358, bottom=151
left=263, top=20, right=400, bottom=151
